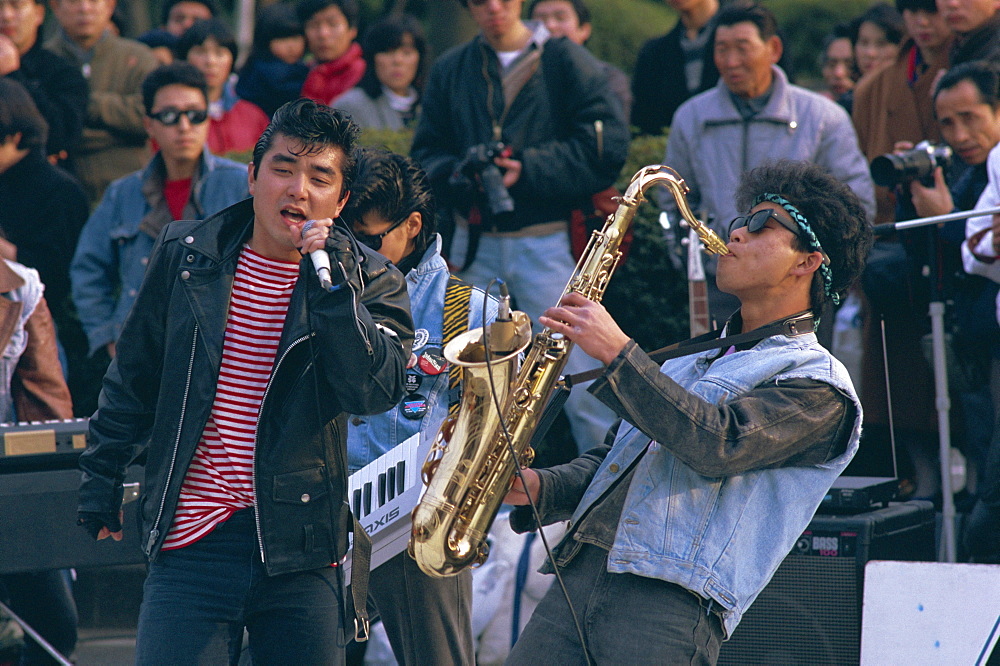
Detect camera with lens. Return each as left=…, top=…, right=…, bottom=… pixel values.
left=453, top=142, right=516, bottom=217
left=870, top=140, right=953, bottom=188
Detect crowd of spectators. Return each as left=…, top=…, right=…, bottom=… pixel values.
left=2, top=0, right=1000, bottom=661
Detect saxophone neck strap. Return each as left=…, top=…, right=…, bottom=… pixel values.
left=561, top=310, right=816, bottom=389
left=443, top=275, right=475, bottom=415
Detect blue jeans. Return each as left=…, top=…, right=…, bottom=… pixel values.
left=506, top=543, right=723, bottom=665
left=452, top=226, right=617, bottom=454
left=135, top=508, right=344, bottom=665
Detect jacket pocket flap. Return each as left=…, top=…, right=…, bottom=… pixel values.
left=272, top=466, right=330, bottom=504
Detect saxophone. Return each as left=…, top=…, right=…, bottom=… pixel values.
left=408, top=165, right=730, bottom=578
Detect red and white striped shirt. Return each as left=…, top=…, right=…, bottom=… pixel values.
left=161, top=246, right=300, bottom=550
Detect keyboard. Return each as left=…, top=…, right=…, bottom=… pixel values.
left=343, top=432, right=428, bottom=578
left=0, top=418, right=90, bottom=472
left=0, top=417, right=427, bottom=575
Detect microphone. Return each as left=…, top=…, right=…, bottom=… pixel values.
left=496, top=280, right=512, bottom=321
left=301, top=220, right=334, bottom=291
left=488, top=280, right=519, bottom=354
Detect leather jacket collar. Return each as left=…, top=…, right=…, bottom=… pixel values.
left=170, top=197, right=255, bottom=265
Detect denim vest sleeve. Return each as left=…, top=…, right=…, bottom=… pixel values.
left=589, top=340, right=854, bottom=476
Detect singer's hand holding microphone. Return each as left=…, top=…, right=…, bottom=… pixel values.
left=295, top=218, right=358, bottom=292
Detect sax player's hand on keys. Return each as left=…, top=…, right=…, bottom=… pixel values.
left=503, top=467, right=540, bottom=506
left=539, top=292, right=630, bottom=366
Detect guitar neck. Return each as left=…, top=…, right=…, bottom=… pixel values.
left=687, top=225, right=711, bottom=338
left=689, top=279, right=710, bottom=338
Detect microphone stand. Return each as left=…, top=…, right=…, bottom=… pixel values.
left=874, top=205, right=1000, bottom=563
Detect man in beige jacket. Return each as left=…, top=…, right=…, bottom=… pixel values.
left=45, top=0, right=158, bottom=206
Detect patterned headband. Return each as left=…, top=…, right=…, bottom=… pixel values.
left=752, top=193, right=838, bottom=306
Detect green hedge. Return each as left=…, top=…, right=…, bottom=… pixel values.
left=583, top=0, right=677, bottom=75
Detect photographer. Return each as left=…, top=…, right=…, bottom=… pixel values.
left=410, top=0, right=629, bottom=455
left=871, top=61, right=1000, bottom=508
left=903, top=64, right=999, bottom=221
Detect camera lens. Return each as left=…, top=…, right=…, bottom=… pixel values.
left=869, top=143, right=946, bottom=188
left=870, top=154, right=909, bottom=188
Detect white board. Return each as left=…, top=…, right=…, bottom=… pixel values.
left=861, top=561, right=1000, bottom=665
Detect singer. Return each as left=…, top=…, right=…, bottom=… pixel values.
left=76, top=98, right=414, bottom=665
left=504, top=161, right=873, bottom=664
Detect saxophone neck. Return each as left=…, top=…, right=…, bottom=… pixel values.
left=639, top=164, right=731, bottom=257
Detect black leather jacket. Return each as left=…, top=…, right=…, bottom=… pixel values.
left=78, top=199, right=414, bottom=575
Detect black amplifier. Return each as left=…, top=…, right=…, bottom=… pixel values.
left=718, top=501, right=936, bottom=666
left=0, top=467, right=145, bottom=574
left=0, top=418, right=146, bottom=573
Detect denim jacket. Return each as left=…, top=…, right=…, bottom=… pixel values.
left=566, top=332, right=862, bottom=638
left=347, top=235, right=498, bottom=471
left=70, top=150, right=248, bottom=355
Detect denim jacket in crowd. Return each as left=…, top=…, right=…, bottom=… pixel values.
left=573, top=332, right=862, bottom=638
left=70, top=150, right=248, bottom=355
left=347, top=234, right=497, bottom=472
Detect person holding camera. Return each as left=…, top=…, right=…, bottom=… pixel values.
left=410, top=0, right=629, bottom=455
left=864, top=61, right=1000, bottom=504
left=905, top=63, right=1000, bottom=219
left=912, top=62, right=1000, bottom=501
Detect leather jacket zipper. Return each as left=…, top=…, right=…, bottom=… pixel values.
left=336, top=260, right=373, bottom=356
left=145, top=325, right=199, bottom=556
left=252, top=333, right=313, bottom=565
left=349, top=284, right=373, bottom=356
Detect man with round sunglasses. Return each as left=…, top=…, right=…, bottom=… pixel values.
left=70, top=63, right=247, bottom=394
left=504, top=161, right=873, bottom=663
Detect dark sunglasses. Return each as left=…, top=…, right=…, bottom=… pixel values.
left=353, top=218, right=406, bottom=251
left=728, top=208, right=801, bottom=239
left=729, top=208, right=832, bottom=266
left=147, top=108, right=209, bottom=126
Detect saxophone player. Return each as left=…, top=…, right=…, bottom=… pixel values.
left=504, top=161, right=873, bottom=664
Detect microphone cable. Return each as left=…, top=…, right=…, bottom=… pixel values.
left=481, top=278, right=593, bottom=666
